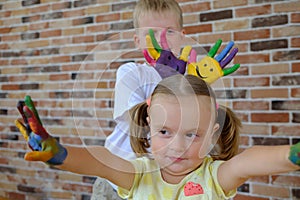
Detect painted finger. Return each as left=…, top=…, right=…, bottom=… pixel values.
left=215, top=41, right=234, bottom=62
left=24, top=151, right=54, bottom=162
left=160, top=29, right=169, bottom=50
left=23, top=106, right=49, bottom=139
left=146, top=35, right=160, bottom=60
left=223, top=63, right=240, bottom=76
left=179, top=46, right=192, bottom=62
left=17, top=101, right=31, bottom=132
left=143, top=50, right=156, bottom=66
left=207, top=39, right=222, bottom=58
left=188, top=49, right=197, bottom=63
left=25, top=96, right=43, bottom=125
left=149, top=29, right=162, bottom=53
left=15, top=119, right=29, bottom=141
left=220, top=48, right=238, bottom=68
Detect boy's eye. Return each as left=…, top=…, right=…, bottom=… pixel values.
left=167, top=29, right=175, bottom=34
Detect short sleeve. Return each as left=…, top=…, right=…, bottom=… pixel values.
left=117, top=158, right=146, bottom=198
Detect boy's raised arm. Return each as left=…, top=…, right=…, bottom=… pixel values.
left=218, top=145, right=300, bottom=194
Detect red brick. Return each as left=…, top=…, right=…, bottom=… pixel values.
left=63, top=9, right=84, bottom=18
left=10, top=59, right=28, bottom=65
left=1, top=84, right=19, bottom=90
left=273, top=26, right=300, bottom=37
left=233, top=101, right=269, bottom=111
left=292, top=37, right=300, bottom=47
left=215, top=19, right=249, bottom=31
left=0, top=27, right=11, bottom=35
left=274, top=1, right=300, bottom=12
left=234, top=77, right=270, bottom=87
left=29, top=22, right=49, bottom=30
left=291, top=13, right=300, bottom=23
left=181, top=2, right=210, bottom=13
left=234, top=29, right=270, bottom=41
left=272, top=175, right=300, bottom=187
left=52, top=2, right=72, bottom=10
left=234, top=194, right=268, bottom=200
left=292, top=62, right=300, bottom=72
left=272, top=125, right=300, bottom=136
left=241, top=124, right=270, bottom=135
left=86, top=24, right=109, bottom=33
left=252, top=184, right=290, bottom=198
left=72, top=35, right=95, bottom=43
left=213, top=0, right=247, bottom=8
left=251, top=63, right=289, bottom=75
left=236, top=5, right=271, bottom=17
left=239, top=136, right=249, bottom=146
left=51, top=56, right=71, bottom=63
left=251, top=113, right=289, bottom=123
left=185, top=24, right=212, bottom=34
left=40, top=29, right=62, bottom=38
left=96, top=13, right=120, bottom=23
left=2, top=34, right=20, bottom=41
left=251, top=89, right=288, bottom=98
left=198, top=33, right=232, bottom=44
left=29, top=5, right=49, bottom=14
left=236, top=54, right=269, bottom=64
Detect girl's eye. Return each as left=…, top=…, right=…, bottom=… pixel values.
left=159, top=129, right=171, bottom=137
left=186, top=133, right=199, bottom=139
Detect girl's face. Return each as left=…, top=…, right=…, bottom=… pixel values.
left=134, top=10, right=185, bottom=55
left=148, top=95, right=219, bottom=183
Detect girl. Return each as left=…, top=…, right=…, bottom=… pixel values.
left=15, top=74, right=300, bottom=199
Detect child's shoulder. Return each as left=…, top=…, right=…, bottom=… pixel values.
left=116, top=62, right=161, bottom=80
left=117, top=62, right=148, bottom=72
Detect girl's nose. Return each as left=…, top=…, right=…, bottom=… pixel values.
left=169, top=134, right=186, bottom=153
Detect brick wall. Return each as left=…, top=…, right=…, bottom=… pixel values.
left=0, top=0, right=299, bottom=199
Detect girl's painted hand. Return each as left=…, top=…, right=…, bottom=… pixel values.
left=289, top=142, right=300, bottom=166
left=15, top=95, right=67, bottom=165
left=143, top=28, right=192, bottom=78
left=187, top=39, right=240, bottom=84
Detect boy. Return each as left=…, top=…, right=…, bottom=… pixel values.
left=91, top=0, right=187, bottom=199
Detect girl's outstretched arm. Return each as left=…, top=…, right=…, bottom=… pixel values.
left=15, top=96, right=135, bottom=191
left=57, top=145, right=135, bottom=191
left=218, top=144, right=300, bottom=194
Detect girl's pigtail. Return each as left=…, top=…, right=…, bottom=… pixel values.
left=211, top=105, right=241, bottom=161
left=129, top=102, right=150, bottom=157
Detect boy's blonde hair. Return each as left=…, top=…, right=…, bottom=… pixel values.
left=129, top=75, right=241, bottom=161
left=133, top=0, right=183, bottom=29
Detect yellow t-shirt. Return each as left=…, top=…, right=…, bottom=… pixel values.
left=118, top=157, right=236, bottom=200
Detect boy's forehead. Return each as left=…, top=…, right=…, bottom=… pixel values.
left=137, top=10, right=181, bottom=29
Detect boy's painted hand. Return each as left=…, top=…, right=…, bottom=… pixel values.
left=187, top=39, right=240, bottom=84
left=289, top=142, right=300, bottom=166
left=15, top=95, right=67, bottom=165
left=143, top=28, right=192, bottom=78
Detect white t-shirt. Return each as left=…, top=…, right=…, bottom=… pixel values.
left=104, top=62, right=162, bottom=160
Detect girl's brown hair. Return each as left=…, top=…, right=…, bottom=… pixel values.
left=133, top=0, right=183, bottom=29
left=130, top=74, right=241, bottom=160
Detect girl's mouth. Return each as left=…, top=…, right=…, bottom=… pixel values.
left=169, top=156, right=185, bottom=163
